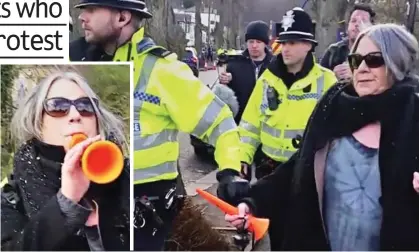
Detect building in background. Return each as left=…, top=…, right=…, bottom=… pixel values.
left=174, top=6, right=220, bottom=47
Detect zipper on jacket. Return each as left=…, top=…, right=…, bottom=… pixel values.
left=92, top=200, right=105, bottom=250
left=126, top=43, right=132, bottom=61
left=252, top=61, right=262, bottom=81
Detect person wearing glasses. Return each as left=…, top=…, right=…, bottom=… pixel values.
left=225, top=23, right=419, bottom=251
left=1, top=72, right=130, bottom=251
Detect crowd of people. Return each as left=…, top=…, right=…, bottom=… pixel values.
left=222, top=3, right=419, bottom=251
left=2, top=0, right=419, bottom=251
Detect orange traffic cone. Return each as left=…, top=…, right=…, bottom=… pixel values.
left=196, top=188, right=269, bottom=241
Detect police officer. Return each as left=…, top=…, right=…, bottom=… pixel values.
left=239, top=7, right=337, bottom=180
left=70, top=0, right=249, bottom=250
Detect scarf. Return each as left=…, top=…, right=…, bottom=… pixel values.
left=13, top=138, right=128, bottom=221
left=296, top=77, right=419, bottom=192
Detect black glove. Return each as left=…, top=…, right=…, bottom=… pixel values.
left=216, top=169, right=251, bottom=206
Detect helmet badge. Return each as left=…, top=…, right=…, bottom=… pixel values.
left=281, top=10, right=295, bottom=32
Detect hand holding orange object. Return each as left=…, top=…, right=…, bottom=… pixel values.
left=196, top=188, right=269, bottom=241
left=68, top=133, right=124, bottom=184
left=61, top=134, right=101, bottom=203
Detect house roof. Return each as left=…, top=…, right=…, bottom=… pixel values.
left=175, top=13, right=192, bottom=22
left=184, top=6, right=217, bottom=15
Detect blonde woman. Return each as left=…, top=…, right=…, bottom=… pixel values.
left=1, top=72, right=130, bottom=251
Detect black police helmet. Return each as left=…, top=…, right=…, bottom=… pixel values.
left=75, top=0, right=152, bottom=19
left=277, top=7, right=317, bottom=45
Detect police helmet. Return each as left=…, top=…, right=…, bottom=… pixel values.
left=74, top=0, right=152, bottom=19
left=276, top=7, right=317, bottom=45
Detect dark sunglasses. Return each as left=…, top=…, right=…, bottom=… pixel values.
left=348, top=52, right=385, bottom=71
left=43, top=97, right=98, bottom=117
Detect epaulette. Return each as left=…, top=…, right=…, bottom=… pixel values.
left=149, top=47, right=173, bottom=58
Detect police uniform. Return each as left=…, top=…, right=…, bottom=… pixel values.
left=72, top=0, right=243, bottom=250
left=239, top=8, right=337, bottom=179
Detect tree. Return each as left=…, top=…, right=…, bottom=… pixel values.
left=312, top=0, right=352, bottom=57
left=213, top=0, right=225, bottom=48
left=1, top=65, right=19, bottom=179
left=195, top=0, right=203, bottom=51
left=144, top=0, right=188, bottom=57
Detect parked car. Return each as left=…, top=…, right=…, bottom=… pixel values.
left=182, top=47, right=199, bottom=77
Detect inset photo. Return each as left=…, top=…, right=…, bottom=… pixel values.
left=1, top=63, right=131, bottom=251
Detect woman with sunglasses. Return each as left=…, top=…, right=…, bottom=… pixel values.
left=224, top=23, right=419, bottom=250
left=1, top=72, right=130, bottom=251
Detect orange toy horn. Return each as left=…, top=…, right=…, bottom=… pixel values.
left=69, top=133, right=124, bottom=184
left=196, top=188, right=269, bottom=241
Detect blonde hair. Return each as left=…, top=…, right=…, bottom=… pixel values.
left=11, top=72, right=128, bottom=153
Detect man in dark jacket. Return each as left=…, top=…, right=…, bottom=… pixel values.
left=219, top=20, right=273, bottom=124
left=320, top=3, right=375, bottom=81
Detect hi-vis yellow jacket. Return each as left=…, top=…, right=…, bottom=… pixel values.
left=113, top=29, right=241, bottom=185
left=239, top=56, right=337, bottom=164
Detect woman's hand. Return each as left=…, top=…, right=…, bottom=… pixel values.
left=61, top=135, right=101, bottom=203
left=225, top=203, right=250, bottom=229
left=413, top=172, right=419, bottom=194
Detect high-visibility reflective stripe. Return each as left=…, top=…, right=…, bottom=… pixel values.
left=283, top=150, right=296, bottom=158
left=262, top=145, right=297, bottom=159
left=134, top=129, right=179, bottom=150
left=317, top=74, right=325, bottom=94
left=208, top=117, right=236, bottom=146
left=287, top=74, right=325, bottom=101
left=240, top=136, right=259, bottom=148
left=262, top=145, right=281, bottom=157
left=134, top=161, right=177, bottom=181
left=283, top=129, right=304, bottom=139
left=261, top=122, right=281, bottom=138
left=192, top=95, right=225, bottom=137
left=239, top=120, right=259, bottom=135
left=133, top=55, right=159, bottom=123
left=132, top=55, right=178, bottom=182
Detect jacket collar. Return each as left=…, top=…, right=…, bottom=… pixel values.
left=113, top=28, right=167, bottom=61
left=242, top=47, right=273, bottom=63
left=268, top=52, right=315, bottom=87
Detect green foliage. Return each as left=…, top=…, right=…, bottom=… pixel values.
left=82, top=65, right=130, bottom=120
left=1, top=65, right=20, bottom=179
left=182, top=0, right=195, bottom=9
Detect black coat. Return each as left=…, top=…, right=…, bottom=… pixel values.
left=1, top=139, right=130, bottom=251
left=244, top=79, right=419, bottom=250
left=226, top=49, right=273, bottom=124
left=69, top=37, right=113, bottom=61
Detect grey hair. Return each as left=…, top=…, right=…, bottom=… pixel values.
left=11, top=72, right=128, bottom=154
left=351, top=23, right=419, bottom=81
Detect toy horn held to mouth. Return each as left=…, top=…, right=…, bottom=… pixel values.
left=69, top=133, right=124, bottom=184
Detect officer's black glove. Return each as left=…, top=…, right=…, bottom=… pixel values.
left=216, top=169, right=251, bottom=206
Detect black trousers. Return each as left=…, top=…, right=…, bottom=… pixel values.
left=133, top=173, right=186, bottom=251
left=134, top=200, right=179, bottom=251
